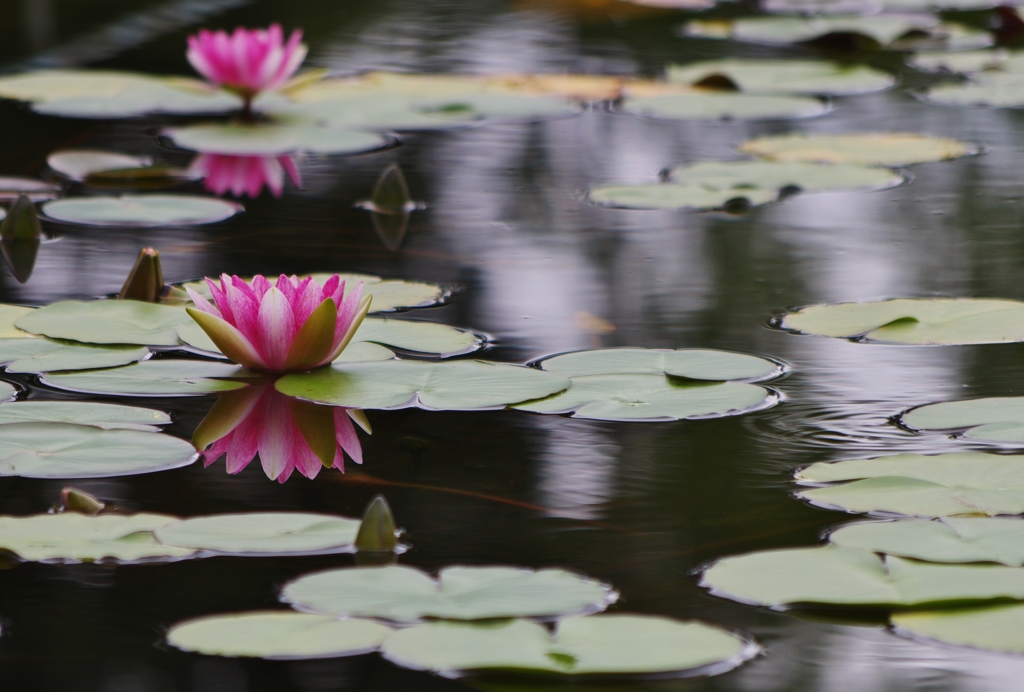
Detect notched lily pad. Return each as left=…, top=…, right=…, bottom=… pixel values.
left=893, top=603, right=1024, bottom=654
left=0, top=401, right=169, bottom=430
left=41, top=360, right=252, bottom=397
left=0, top=512, right=192, bottom=562
left=831, top=518, right=1024, bottom=566
left=42, top=195, right=241, bottom=227
left=165, top=122, right=390, bottom=156
left=0, top=338, right=149, bottom=373
left=16, top=300, right=189, bottom=346
left=154, top=513, right=362, bottom=555
left=167, top=611, right=393, bottom=659
left=667, top=59, right=894, bottom=95
left=902, top=396, right=1024, bottom=442
left=281, top=564, right=616, bottom=622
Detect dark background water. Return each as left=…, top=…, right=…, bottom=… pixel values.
left=2, top=0, right=1024, bottom=690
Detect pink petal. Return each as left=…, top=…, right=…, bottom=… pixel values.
left=335, top=409, right=363, bottom=466
left=256, top=287, right=297, bottom=370
left=256, top=394, right=296, bottom=480
left=185, top=286, right=221, bottom=317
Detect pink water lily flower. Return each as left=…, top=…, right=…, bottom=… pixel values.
left=191, top=153, right=302, bottom=198
left=186, top=274, right=371, bottom=374
left=186, top=24, right=307, bottom=111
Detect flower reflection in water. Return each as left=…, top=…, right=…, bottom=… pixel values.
left=194, top=379, right=369, bottom=483
left=190, top=153, right=302, bottom=199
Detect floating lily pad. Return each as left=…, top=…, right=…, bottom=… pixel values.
left=0, top=512, right=192, bottom=562
left=514, top=374, right=776, bottom=422
left=16, top=300, right=189, bottom=346
left=702, top=545, right=1024, bottom=607
left=280, top=94, right=479, bottom=131
left=0, top=381, right=15, bottom=402
left=167, top=611, right=392, bottom=659
left=831, top=518, right=1024, bottom=566
left=154, top=513, right=362, bottom=555
left=902, top=397, right=1024, bottom=442
left=669, top=160, right=905, bottom=193
left=535, top=348, right=781, bottom=380
left=381, top=616, right=752, bottom=676
left=0, top=177, right=60, bottom=203
left=281, top=565, right=615, bottom=622
left=0, top=401, right=169, bottom=431
left=41, top=195, right=241, bottom=227
left=909, top=49, right=1017, bottom=74
left=923, top=72, right=1024, bottom=108
left=893, top=604, right=1024, bottom=654
left=0, top=422, right=196, bottom=478
left=588, top=183, right=777, bottom=211
left=621, top=91, right=828, bottom=121
left=41, top=360, right=251, bottom=397
left=47, top=150, right=152, bottom=181
left=0, top=304, right=34, bottom=337
left=277, top=360, right=568, bottom=411
left=780, top=298, right=1024, bottom=344
left=0, top=338, right=149, bottom=373
left=667, top=59, right=894, bottom=95
left=796, top=452, right=1024, bottom=517
left=165, top=122, right=389, bottom=156
left=174, top=321, right=395, bottom=363
left=741, top=134, right=977, bottom=167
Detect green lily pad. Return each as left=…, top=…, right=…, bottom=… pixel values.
left=621, top=91, right=828, bottom=121
left=0, top=338, right=149, bottom=373
left=923, top=72, right=1024, bottom=108
left=279, top=94, right=479, bottom=131
left=588, top=183, right=778, bottom=211
left=667, top=59, right=894, bottom=95
left=354, top=318, right=482, bottom=357
left=766, top=0, right=1013, bottom=12
left=175, top=321, right=395, bottom=363
left=780, top=298, right=1024, bottom=344
left=281, top=565, right=615, bottom=622
left=47, top=150, right=152, bottom=181
left=902, top=396, right=1024, bottom=442
left=831, top=518, right=1024, bottom=566
left=381, top=616, right=752, bottom=676
left=740, top=134, right=978, bottom=167
left=0, top=401, right=169, bottom=431
left=16, top=301, right=189, bottom=346
left=893, top=604, right=1024, bottom=654
left=0, top=422, right=196, bottom=478
left=0, top=512, right=192, bottom=562
left=909, top=49, right=1018, bottom=74
left=0, top=304, right=35, bottom=337
left=276, top=360, right=568, bottom=411
left=535, top=348, right=781, bottom=380
left=41, top=360, right=251, bottom=397
left=166, top=611, right=393, bottom=659
left=165, top=122, right=389, bottom=156
left=0, top=381, right=15, bottom=402
left=796, top=452, right=1024, bottom=517
left=669, top=160, right=905, bottom=193
left=514, top=374, right=776, bottom=422
left=42, top=195, right=241, bottom=227
left=702, top=545, right=1024, bottom=607
left=154, top=513, right=362, bottom=555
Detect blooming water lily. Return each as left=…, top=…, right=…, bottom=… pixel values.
left=186, top=274, right=371, bottom=374
left=191, top=153, right=302, bottom=198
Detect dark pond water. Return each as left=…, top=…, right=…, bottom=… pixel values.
left=3, top=0, right=1024, bottom=690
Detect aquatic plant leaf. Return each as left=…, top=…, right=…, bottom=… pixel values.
left=902, top=396, right=1024, bottom=442
left=0, top=401, right=168, bottom=430
left=0, top=338, right=148, bottom=373
left=0, top=512, right=192, bottom=562
left=276, top=360, right=570, bottom=411
left=831, top=518, right=1024, bottom=566
left=923, top=71, right=1024, bottom=108
left=354, top=318, right=482, bottom=357
left=0, top=177, right=60, bottom=203
left=741, top=134, right=977, bottom=166
left=622, top=91, right=828, bottom=121
left=165, top=122, right=389, bottom=156
left=381, top=616, right=751, bottom=676
left=796, top=452, right=1024, bottom=517
left=0, top=381, right=15, bottom=402
left=909, top=49, right=1017, bottom=74
left=537, top=348, right=781, bottom=380
left=667, top=59, right=894, bottom=95
left=514, top=374, right=774, bottom=421
left=47, top=150, right=152, bottom=181
left=154, top=513, right=361, bottom=555
left=167, top=611, right=392, bottom=659
left=588, top=183, right=777, bottom=211
left=780, top=298, right=1024, bottom=344
left=768, top=0, right=1018, bottom=12
left=702, top=545, right=1024, bottom=607
left=0, top=422, right=196, bottom=478
left=893, top=604, right=1024, bottom=654
left=668, top=160, right=904, bottom=193
left=41, top=360, right=251, bottom=397
left=0, top=304, right=34, bottom=337
left=281, top=565, right=615, bottom=622
left=42, top=195, right=241, bottom=227
left=16, top=300, right=190, bottom=346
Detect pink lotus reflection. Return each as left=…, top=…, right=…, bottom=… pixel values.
left=194, top=380, right=368, bottom=483
left=190, top=154, right=302, bottom=198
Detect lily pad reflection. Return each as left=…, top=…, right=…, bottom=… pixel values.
left=894, top=604, right=1024, bottom=654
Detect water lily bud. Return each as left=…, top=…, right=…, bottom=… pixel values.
left=355, top=495, right=398, bottom=553
left=60, top=487, right=106, bottom=516
left=119, top=247, right=165, bottom=302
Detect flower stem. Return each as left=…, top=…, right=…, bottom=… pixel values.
left=240, top=94, right=254, bottom=121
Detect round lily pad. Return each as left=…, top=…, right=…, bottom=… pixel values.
left=702, top=545, right=1024, bottom=608
left=796, top=452, right=1024, bottom=517
left=514, top=374, right=776, bottom=422
left=669, top=160, right=905, bottom=193
left=355, top=318, right=483, bottom=357
left=667, top=59, right=894, bottom=95
left=16, top=300, right=189, bottom=346
left=42, top=195, right=241, bottom=227
left=0, top=304, right=35, bottom=338
left=588, top=183, right=777, bottom=211
left=166, top=611, right=393, bottom=659
left=0, top=401, right=169, bottom=430
left=0, top=422, right=196, bottom=478
left=41, top=360, right=252, bottom=397
left=165, top=122, right=389, bottom=156
left=0, top=338, right=149, bottom=373
left=909, top=49, right=1014, bottom=74
left=779, top=298, right=1024, bottom=345
left=0, top=512, right=192, bottom=562
left=47, top=150, right=152, bottom=181
left=282, top=565, right=615, bottom=622
left=923, top=72, right=1024, bottom=108
left=622, top=92, right=828, bottom=121
left=830, top=518, right=1024, bottom=566
left=535, top=348, right=781, bottom=380
left=154, top=513, right=362, bottom=555
left=740, top=134, right=978, bottom=167
left=276, top=360, right=570, bottom=411
left=381, top=615, right=753, bottom=676
left=893, top=604, right=1024, bottom=654
left=902, top=396, right=1024, bottom=442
